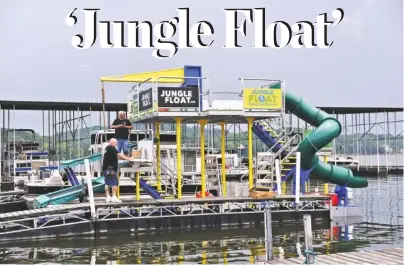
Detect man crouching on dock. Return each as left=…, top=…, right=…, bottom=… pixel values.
left=102, top=138, right=131, bottom=203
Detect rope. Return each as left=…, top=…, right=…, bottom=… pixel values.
left=302, top=250, right=317, bottom=265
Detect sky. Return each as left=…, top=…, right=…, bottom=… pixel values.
left=0, top=0, right=402, bottom=132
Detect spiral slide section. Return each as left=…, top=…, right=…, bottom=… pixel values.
left=285, top=92, right=368, bottom=188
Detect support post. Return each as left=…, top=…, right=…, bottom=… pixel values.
left=303, top=214, right=315, bottom=264
left=219, top=122, right=226, bottom=197
left=295, top=152, right=301, bottom=204
left=84, top=159, right=96, bottom=219
left=199, top=120, right=208, bottom=198
left=281, top=179, right=287, bottom=195
left=116, top=168, right=120, bottom=199
left=275, top=159, right=281, bottom=196
left=384, top=111, right=388, bottom=171
left=136, top=172, right=140, bottom=201
left=246, top=118, right=254, bottom=190
left=155, top=122, right=161, bottom=191
left=264, top=207, right=273, bottom=261
left=0, top=104, right=2, bottom=182
left=175, top=117, right=183, bottom=198
left=13, top=104, right=15, bottom=177
left=323, top=155, right=329, bottom=195
left=375, top=112, right=380, bottom=173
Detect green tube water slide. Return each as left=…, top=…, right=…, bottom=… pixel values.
left=284, top=92, right=368, bottom=188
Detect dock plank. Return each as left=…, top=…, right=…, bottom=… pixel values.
left=316, top=255, right=348, bottom=265
left=376, top=249, right=404, bottom=257
left=285, top=257, right=305, bottom=264
left=360, top=251, right=398, bottom=264
left=337, top=252, right=381, bottom=264
left=265, top=248, right=403, bottom=265
left=267, top=256, right=305, bottom=264
left=270, top=258, right=298, bottom=264
left=0, top=195, right=330, bottom=221
left=327, top=253, right=364, bottom=264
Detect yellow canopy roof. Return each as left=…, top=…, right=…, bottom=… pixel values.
left=100, top=67, right=185, bottom=83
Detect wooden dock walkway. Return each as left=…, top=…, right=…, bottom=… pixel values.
left=264, top=247, right=403, bottom=265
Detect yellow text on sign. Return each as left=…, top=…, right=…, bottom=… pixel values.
left=243, top=88, right=283, bottom=109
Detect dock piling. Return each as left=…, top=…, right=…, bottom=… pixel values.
left=303, top=214, right=315, bottom=264
left=84, top=159, right=96, bottom=219
left=264, top=207, right=273, bottom=261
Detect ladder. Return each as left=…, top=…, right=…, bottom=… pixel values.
left=252, top=115, right=302, bottom=192
left=205, top=155, right=222, bottom=196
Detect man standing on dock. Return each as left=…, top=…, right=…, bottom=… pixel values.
left=111, top=111, right=133, bottom=156
left=102, top=138, right=131, bottom=203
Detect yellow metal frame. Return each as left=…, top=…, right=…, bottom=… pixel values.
left=199, top=120, right=208, bottom=198
left=136, top=172, right=140, bottom=201
left=246, top=118, right=255, bottom=190
left=175, top=117, right=183, bottom=198
left=155, top=122, right=162, bottom=192
left=219, top=122, right=227, bottom=197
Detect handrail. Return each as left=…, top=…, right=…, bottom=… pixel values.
left=153, top=155, right=185, bottom=188
left=250, top=134, right=302, bottom=188
left=238, top=78, right=283, bottom=96
left=151, top=157, right=176, bottom=196
left=262, top=117, right=294, bottom=137
left=272, top=134, right=302, bottom=161
left=280, top=143, right=300, bottom=164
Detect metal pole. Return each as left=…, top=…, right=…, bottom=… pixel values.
left=355, top=114, right=359, bottom=162
left=58, top=110, right=61, bottom=162
left=363, top=113, right=367, bottom=169
left=48, top=110, right=51, bottom=163
left=66, top=111, right=69, bottom=160
left=295, top=152, right=301, bottom=204
left=394, top=112, right=398, bottom=167
left=303, top=214, right=315, bottom=264
left=84, top=159, right=96, bottom=219
left=344, top=114, right=347, bottom=156
left=42, top=110, right=45, bottom=150
left=384, top=111, right=388, bottom=171
left=368, top=113, right=372, bottom=167
left=13, top=104, right=15, bottom=176
left=2, top=108, right=4, bottom=175
left=275, top=159, right=281, bottom=196
left=54, top=110, right=57, bottom=164
left=0, top=104, right=2, bottom=182
left=351, top=114, right=354, bottom=157
left=7, top=109, right=10, bottom=176
left=264, top=207, right=273, bottom=261
left=375, top=112, right=380, bottom=173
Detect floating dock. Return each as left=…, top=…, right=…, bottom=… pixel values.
left=263, top=247, right=404, bottom=265
left=353, top=166, right=403, bottom=176
left=0, top=195, right=331, bottom=241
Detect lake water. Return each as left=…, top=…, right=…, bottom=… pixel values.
left=0, top=175, right=402, bottom=264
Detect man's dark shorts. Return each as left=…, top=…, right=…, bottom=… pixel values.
left=103, top=169, right=118, bottom=187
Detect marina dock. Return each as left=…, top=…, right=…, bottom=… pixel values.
left=0, top=65, right=401, bottom=262
left=353, top=166, right=403, bottom=176
left=263, top=247, right=404, bottom=264
left=0, top=195, right=331, bottom=241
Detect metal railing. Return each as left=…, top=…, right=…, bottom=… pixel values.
left=256, top=134, right=302, bottom=189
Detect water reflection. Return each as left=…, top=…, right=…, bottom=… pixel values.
left=0, top=175, right=401, bottom=264
left=0, top=224, right=374, bottom=264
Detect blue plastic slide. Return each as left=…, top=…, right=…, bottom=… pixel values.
left=138, top=178, right=162, bottom=199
